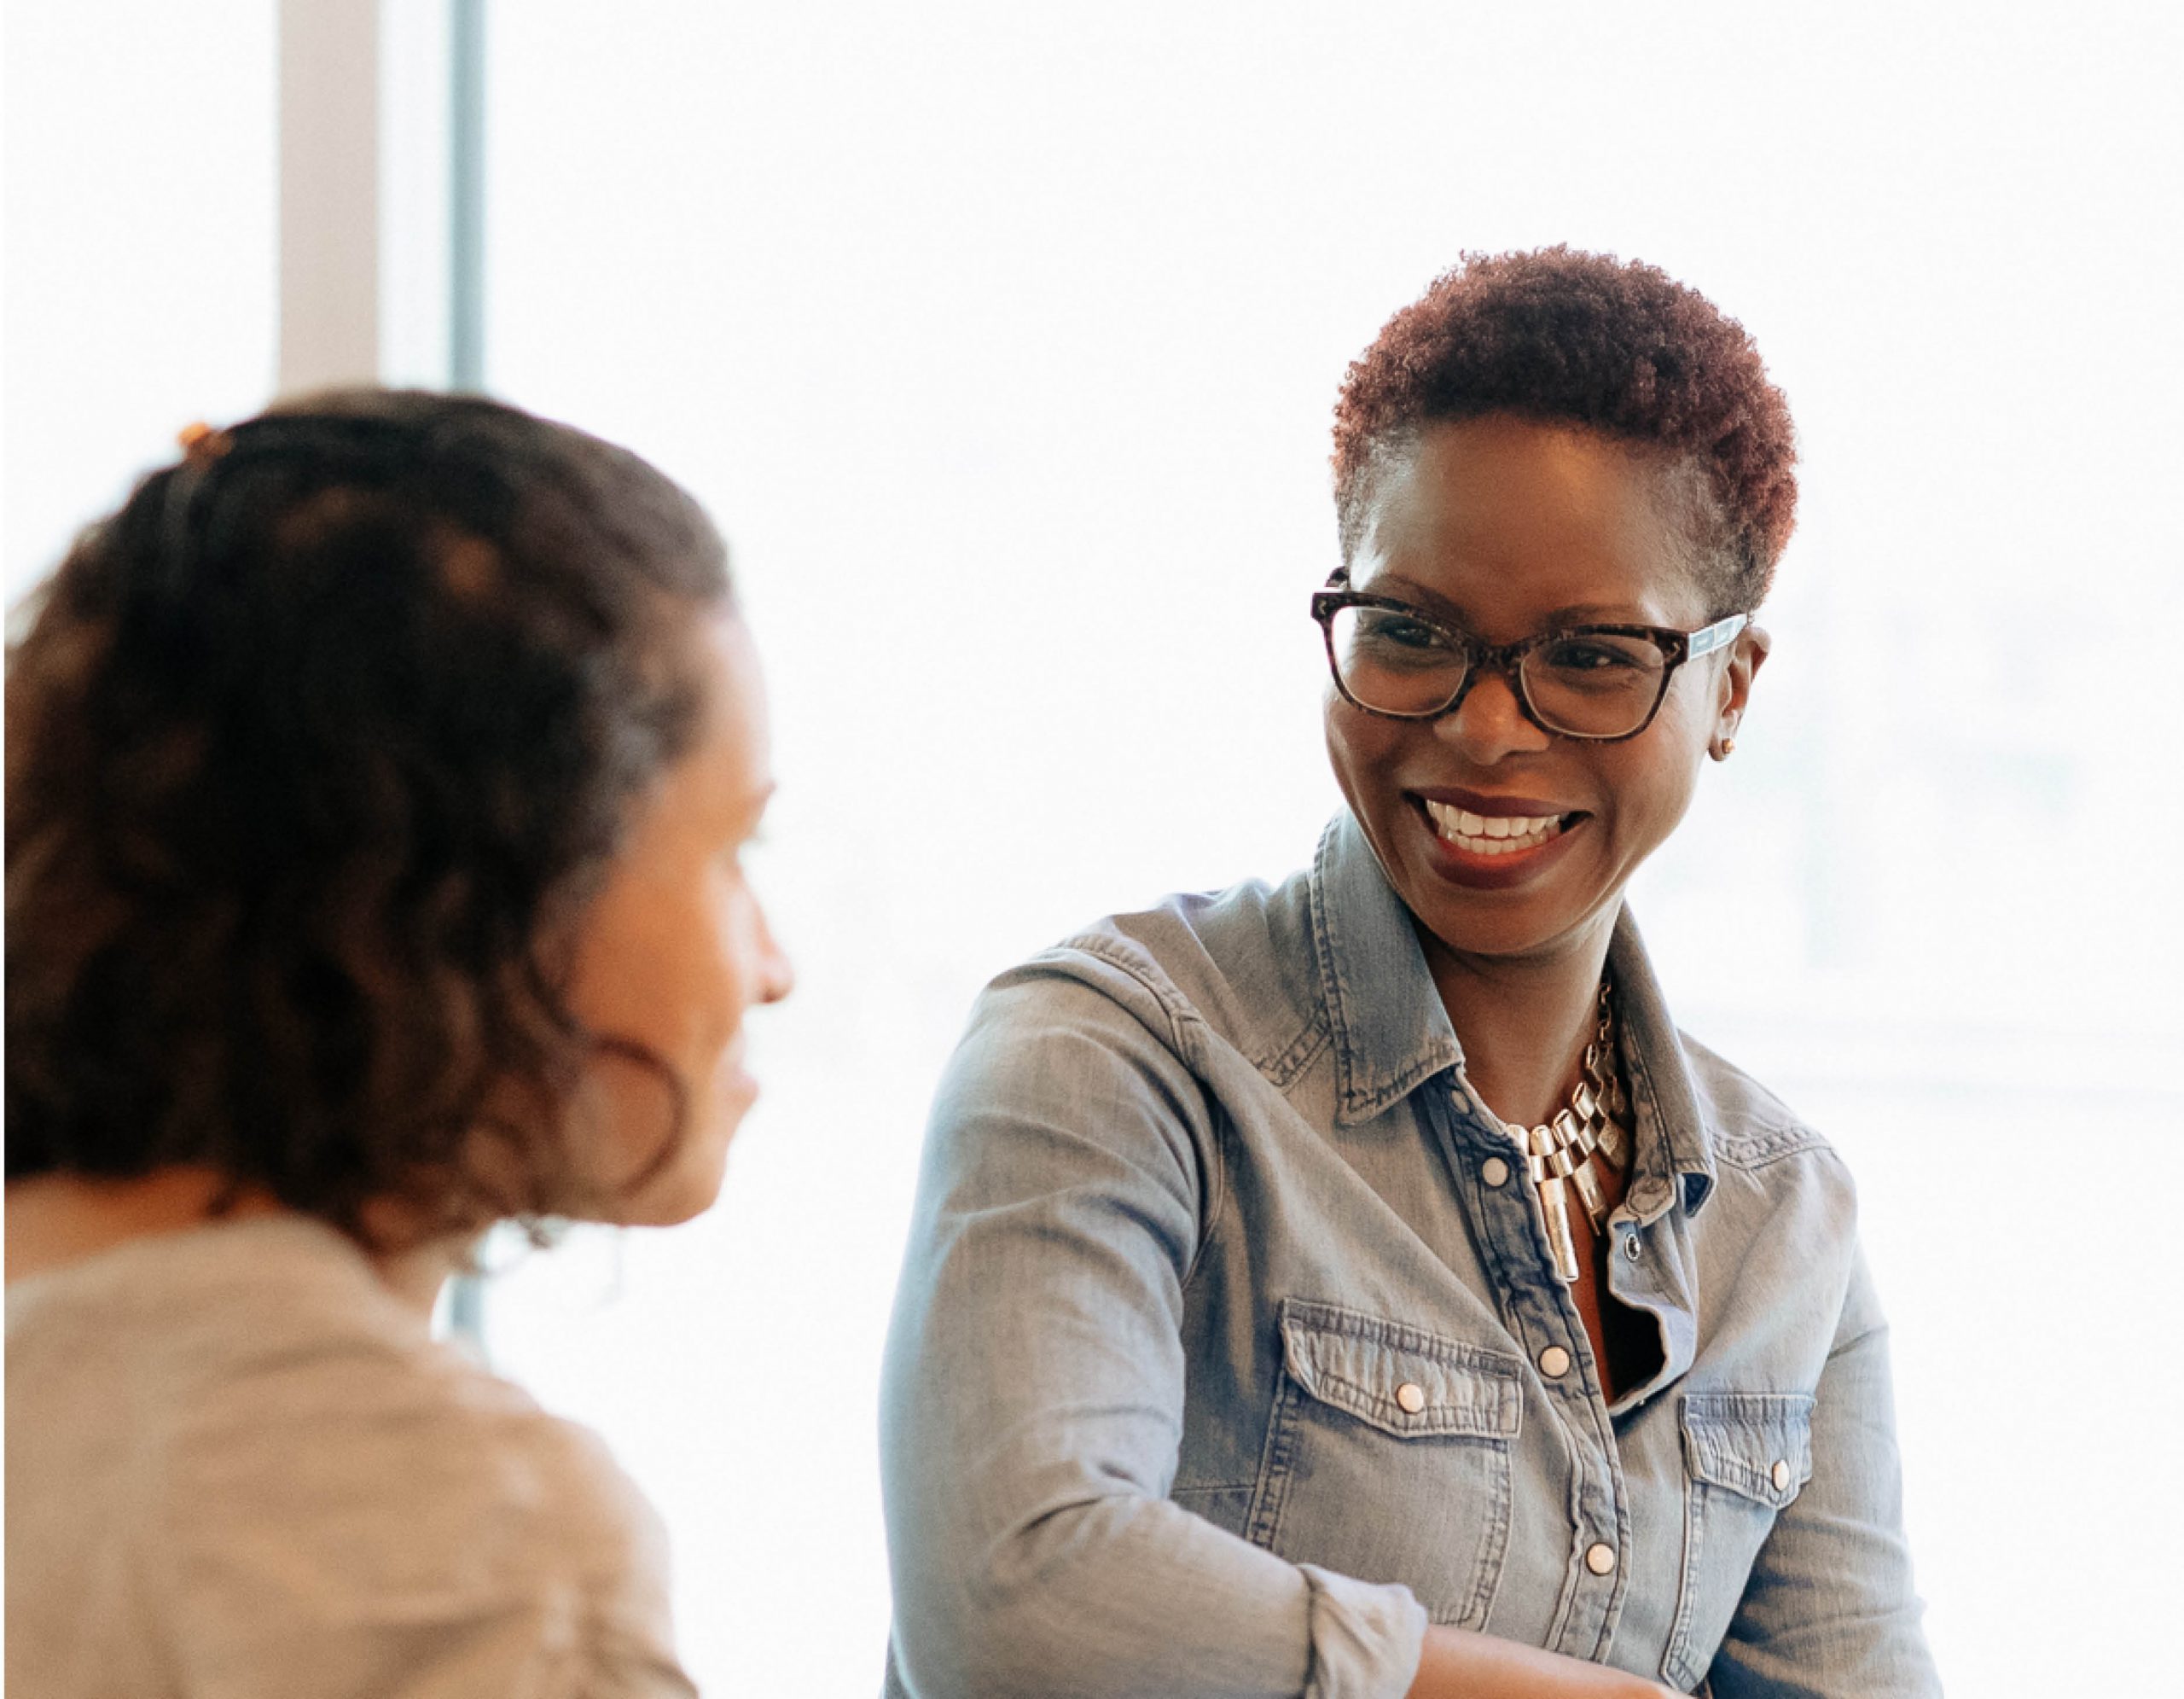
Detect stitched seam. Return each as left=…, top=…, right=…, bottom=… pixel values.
left=1682, top=1395, right=1813, bottom=1503
left=1451, top=1445, right=1515, bottom=1631
left=1711, top=1122, right=1830, bottom=1171
left=1046, top=934, right=1225, bottom=1291
left=1181, top=1097, right=1229, bottom=1291
left=1281, top=1300, right=1526, bottom=1377
left=1664, top=1480, right=1710, bottom=1688
left=1619, top=1034, right=1680, bottom=1178
left=1306, top=831, right=1365, bottom=1113
left=1244, top=1373, right=1304, bottom=1551
left=1261, top=1011, right=1330, bottom=1091
left=1053, top=933, right=1199, bottom=1056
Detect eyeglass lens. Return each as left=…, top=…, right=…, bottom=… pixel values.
left=1327, top=606, right=1670, bottom=737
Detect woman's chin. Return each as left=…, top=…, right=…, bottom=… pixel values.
left=606, top=1157, right=729, bottom=1228
left=609, top=1117, right=745, bottom=1227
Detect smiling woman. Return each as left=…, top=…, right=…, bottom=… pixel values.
left=879, top=249, right=1940, bottom=1699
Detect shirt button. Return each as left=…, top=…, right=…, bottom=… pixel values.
left=1395, top=1382, right=1426, bottom=1414
left=1585, top=1542, right=1617, bottom=1576
left=1450, top=1089, right=1471, bottom=1114
left=1771, top=1459, right=1792, bottom=1491
left=1481, top=1156, right=1510, bottom=1188
left=1539, top=1345, right=1571, bottom=1378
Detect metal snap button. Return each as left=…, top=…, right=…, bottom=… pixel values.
left=1449, top=1088, right=1471, bottom=1114
left=1585, top=1542, right=1617, bottom=1575
left=1395, top=1382, right=1426, bottom=1414
left=1622, top=1233, right=1642, bottom=1261
left=1539, top=1345, right=1571, bottom=1377
left=1481, top=1156, right=1510, bottom=1188
left=1771, top=1459, right=1792, bottom=1491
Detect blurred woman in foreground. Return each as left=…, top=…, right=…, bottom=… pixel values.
left=6, top=392, right=791, bottom=1696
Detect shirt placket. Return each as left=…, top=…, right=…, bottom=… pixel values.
left=1427, top=1073, right=1634, bottom=1662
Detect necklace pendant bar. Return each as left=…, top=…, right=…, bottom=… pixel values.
left=1540, top=1176, right=1581, bottom=1282
left=1568, top=1154, right=1606, bottom=1223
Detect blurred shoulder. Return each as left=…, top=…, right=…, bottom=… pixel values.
left=1677, top=1029, right=1857, bottom=1211
left=144, top=1226, right=663, bottom=1583
left=8, top=1215, right=684, bottom=1696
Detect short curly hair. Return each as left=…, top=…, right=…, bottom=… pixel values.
left=1332, top=247, right=1798, bottom=613
left=6, top=390, right=731, bottom=1245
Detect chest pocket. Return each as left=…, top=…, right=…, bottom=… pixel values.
left=1663, top=1391, right=1815, bottom=1690
left=1245, top=1298, right=1523, bottom=1630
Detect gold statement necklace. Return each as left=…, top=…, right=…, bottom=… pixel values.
left=1499, top=980, right=1634, bottom=1283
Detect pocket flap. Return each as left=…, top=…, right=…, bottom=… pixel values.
left=1680, top=1392, right=1814, bottom=1507
left=1279, top=1299, right=1523, bottom=1440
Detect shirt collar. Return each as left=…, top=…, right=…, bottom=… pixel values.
left=1604, top=905, right=1718, bottom=1217
left=1310, top=811, right=1461, bottom=1126
left=1309, top=810, right=1719, bottom=1214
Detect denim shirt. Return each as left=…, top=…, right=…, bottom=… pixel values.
left=880, top=813, right=1940, bottom=1699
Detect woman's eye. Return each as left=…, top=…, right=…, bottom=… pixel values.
left=1542, top=635, right=1646, bottom=671
left=1360, top=613, right=1446, bottom=651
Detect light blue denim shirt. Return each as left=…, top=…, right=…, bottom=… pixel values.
left=880, top=813, right=1939, bottom=1698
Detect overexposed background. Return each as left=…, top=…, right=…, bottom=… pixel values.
left=8, top=3, right=2181, bottom=1694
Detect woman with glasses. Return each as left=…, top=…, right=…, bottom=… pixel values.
left=880, top=249, right=1939, bottom=1698
left=6, top=393, right=791, bottom=1696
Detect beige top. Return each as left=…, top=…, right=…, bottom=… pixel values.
left=5, top=1214, right=696, bottom=1698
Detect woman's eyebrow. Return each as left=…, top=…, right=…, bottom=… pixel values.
left=1541, top=602, right=1653, bottom=625
left=1362, top=573, right=1470, bottom=620
left=1363, top=578, right=1650, bottom=629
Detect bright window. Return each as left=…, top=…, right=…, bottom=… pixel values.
left=3, top=4, right=277, bottom=606
left=476, top=7, right=2182, bottom=1694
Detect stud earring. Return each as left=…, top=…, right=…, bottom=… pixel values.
left=1716, top=736, right=1736, bottom=759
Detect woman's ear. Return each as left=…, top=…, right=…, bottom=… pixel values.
left=1711, top=624, right=1769, bottom=759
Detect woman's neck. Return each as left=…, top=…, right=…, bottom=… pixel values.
left=4, top=1167, right=468, bottom=1321
left=1423, top=928, right=1613, bottom=1131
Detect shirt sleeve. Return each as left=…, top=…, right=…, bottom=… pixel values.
left=1706, top=1249, right=1943, bottom=1698
left=880, top=953, right=1429, bottom=1699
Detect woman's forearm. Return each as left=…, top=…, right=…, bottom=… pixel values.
left=1407, top=1626, right=1680, bottom=1699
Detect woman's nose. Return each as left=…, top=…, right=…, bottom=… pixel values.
left=752, top=904, right=794, bottom=1006
left=1435, top=666, right=1551, bottom=765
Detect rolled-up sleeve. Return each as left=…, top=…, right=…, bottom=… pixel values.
left=880, top=954, right=1428, bottom=1699
left=1708, top=1251, right=1943, bottom=1698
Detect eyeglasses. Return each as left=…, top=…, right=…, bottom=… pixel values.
left=1311, top=578, right=1748, bottom=742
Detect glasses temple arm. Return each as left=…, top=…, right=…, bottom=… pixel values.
left=1684, top=613, right=1749, bottom=660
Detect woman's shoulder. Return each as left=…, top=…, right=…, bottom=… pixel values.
left=166, top=1230, right=656, bottom=1558
left=8, top=1216, right=683, bottom=1695
left=1669, top=1030, right=1865, bottom=1277
left=982, top=863, right=1322, bottom=1061
left=13, top=1213, right=664, bottom=1572
left=1673, top=1031, right=1843, bottom=1175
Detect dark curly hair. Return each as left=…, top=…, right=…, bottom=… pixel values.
left=5, top=390, right=732, bottom=1245
left=1332, top=247, right=1798, bottom=613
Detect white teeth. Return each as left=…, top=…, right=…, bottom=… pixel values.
left=1423, top=799, right=1566, bottom=854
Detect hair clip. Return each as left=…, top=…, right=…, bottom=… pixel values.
left=177, top=421, right=233, bottom=464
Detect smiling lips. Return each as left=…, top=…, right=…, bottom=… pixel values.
left=1421, top=796, right=1571, bottom=858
